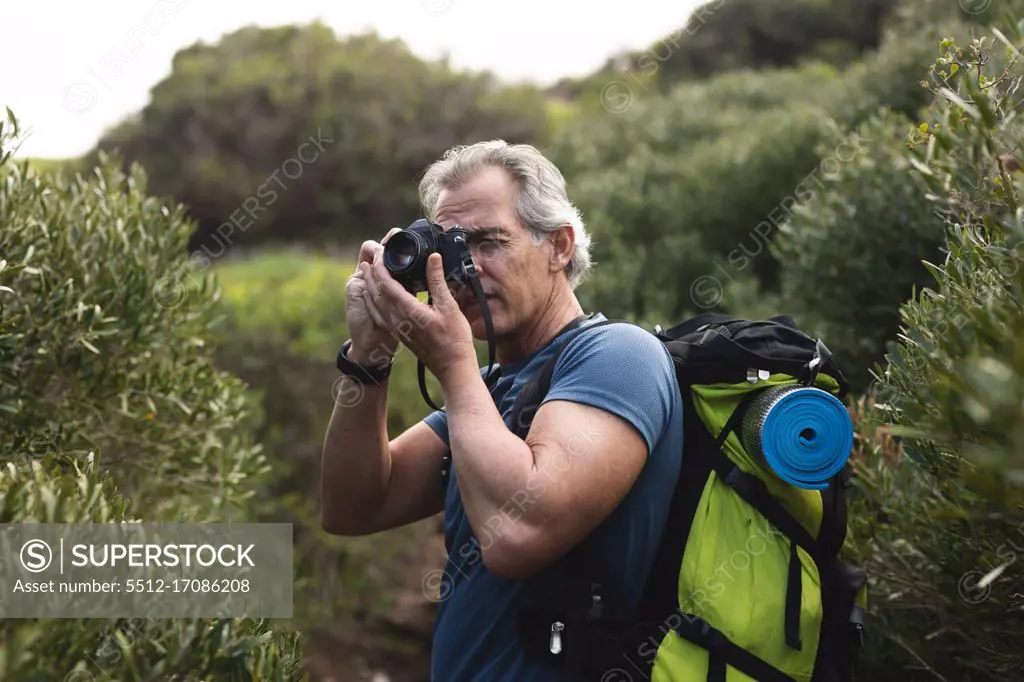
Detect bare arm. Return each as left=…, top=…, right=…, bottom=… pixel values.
left=321, top=231, right=449, bottom=536
left=319, top=373, right=448, bottom=536
left=440, top=360, right=648, bottom=580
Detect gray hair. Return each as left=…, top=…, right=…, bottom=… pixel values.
left=418, top=140, right=593, bottom=289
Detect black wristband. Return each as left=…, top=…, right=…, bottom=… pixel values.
left=336, top=339, right=393, bottom=384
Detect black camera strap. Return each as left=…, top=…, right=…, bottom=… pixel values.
left=417, top=256, right=499, bottom=412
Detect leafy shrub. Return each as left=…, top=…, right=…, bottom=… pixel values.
left=549, top=63, right=844, bottom=179
left=844, top=395, right=1024, bottom=682
left=834, top=1, right=967, bottom=125
left=548, top=67, right=842, bottom=322
left=881, top=25, right=1024, bottom=487
left=0, top=458, right=306, bottom=681
left=1, top=139, right=269, bottom=523
left=844, top=20, right=1024, bottom=681
left=552, top=0, right=898, bottom=103
left=771, top=109, right=949, bottom=392
left=0, top=111, right=306, bottom=681
left=84, top=23, right=550, bottom=254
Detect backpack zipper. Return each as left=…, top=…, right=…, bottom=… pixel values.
left=549, top=621, right=564, bottom=654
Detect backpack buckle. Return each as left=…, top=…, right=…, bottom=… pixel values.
left=804, top=339, right=832, bottom=386
left=747, top=368, right=770, bottom=384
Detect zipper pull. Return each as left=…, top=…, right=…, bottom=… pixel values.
left=549, top=621, right=564, bottom=654
left=588, top=583, right=605, bottom=620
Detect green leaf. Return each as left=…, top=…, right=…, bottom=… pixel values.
left=938, top=87, right=982, bottom=122
left=909, top=156, right=935, bottom=176
left=991, top=27, right=1019, bottom=58
left=887, top=425, right=930, bottom=439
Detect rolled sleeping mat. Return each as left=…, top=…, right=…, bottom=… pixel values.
left=740, top=385, right=854, bottom=490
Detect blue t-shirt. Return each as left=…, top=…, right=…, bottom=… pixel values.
left=423, top=313, right=685, bottom=681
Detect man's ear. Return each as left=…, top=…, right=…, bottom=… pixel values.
left=548, top=223, right=575, bottom=274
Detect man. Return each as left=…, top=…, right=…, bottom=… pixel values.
left=321, top=140, right=684, bottom=681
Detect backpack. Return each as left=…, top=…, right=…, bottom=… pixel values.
left=485, top=312, right=869, bottom=682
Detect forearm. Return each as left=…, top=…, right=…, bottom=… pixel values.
left=441, top=360, right=549, bottom=541
left=320, top=374, right=391, bottom=534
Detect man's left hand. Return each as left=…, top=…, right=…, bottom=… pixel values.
left=367, top=251, right=478, bottom=383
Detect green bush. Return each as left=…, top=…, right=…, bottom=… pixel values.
left=549, top=62, right=844, bottom=180
left=547, top=66, right=843, bottom=322
left=881, top=25, right=1024, bottom=486
left=844, top=22, right=1024, bottom=681
left=834, top=1, right=966, bottom=125
left=0, top=111, right=306, bottom=681
left=85, top=23, right=550, bottom=253
left=0, top=458, right=306, bottom=681
left=772, top=109, right=949, bottom=392
left=844, top=396, right=1024, bottom=682
left=551, top=0, right=899, bottom=104
left=0, top=142, right=270, bottom=523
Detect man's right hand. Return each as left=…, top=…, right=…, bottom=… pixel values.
left=345, top=227, right=404, bottom=366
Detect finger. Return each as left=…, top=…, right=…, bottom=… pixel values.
left=360, top=261, right=382, bottom=298
left=373, top=255, right=421, bottom=313
left=381, top=227, right=403, bottom=245
left=362, top=262, right=383, bottom=303
left=358, top=240, right=381, bottom=266
left=426, top=253, right=456, bottom=311
left=361, top=287, right=390, bottom=329
left=364, top=264, right=404, bottom=329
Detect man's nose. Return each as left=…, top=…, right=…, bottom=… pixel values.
left=465, top=248, right=483, bottom=276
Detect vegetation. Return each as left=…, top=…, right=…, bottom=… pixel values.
left=83, top=24, right=551, bottom=256
left=841, top=13, right=1024, bottom=681
left=0, top=114, right=306, bottom=680
left=10, top=0, right=1024, bottom=678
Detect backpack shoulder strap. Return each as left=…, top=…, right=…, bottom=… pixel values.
left=507, top=317, right=622, bottom=437
left=440, top=314, right=615, bottom=491
left=506, top=316, right=639, bottom=675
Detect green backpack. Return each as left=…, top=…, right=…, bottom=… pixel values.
left=503, top=313, right=869, bottom=682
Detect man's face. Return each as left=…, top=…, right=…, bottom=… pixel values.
left=434, top=166, right=555, bottom=339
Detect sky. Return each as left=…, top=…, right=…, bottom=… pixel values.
left=1, top=0, right=705, bottom=159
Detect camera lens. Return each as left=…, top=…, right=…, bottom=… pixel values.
left=384, top=231, right=424, bottom=272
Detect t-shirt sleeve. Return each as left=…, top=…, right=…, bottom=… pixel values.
left=423, top=408, right=450, bottom=446
left=542, top=323, right=677, bottom=453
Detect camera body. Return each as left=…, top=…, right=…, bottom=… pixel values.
left=383, top=219, right=474, bottom=294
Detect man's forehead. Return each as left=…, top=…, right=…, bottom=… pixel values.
left=435, top=196, right=514, bottom=234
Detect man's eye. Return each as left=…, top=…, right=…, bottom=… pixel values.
left=474, top=240, right=501, bottom=261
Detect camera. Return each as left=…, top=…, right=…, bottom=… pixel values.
left=381, top=218, right=499, bottom=411
left=383, top=219, right=474, bottom=294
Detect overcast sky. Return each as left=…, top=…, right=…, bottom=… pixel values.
left=1, top=0, right=705, bottom=159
